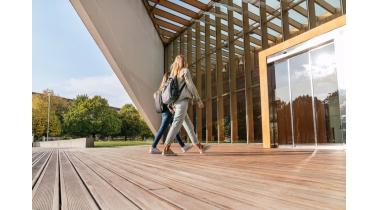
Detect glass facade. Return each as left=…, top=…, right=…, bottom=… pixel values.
left=163, top=0, right=344, bottom=145
left=267, top=26, right=346, bottom=147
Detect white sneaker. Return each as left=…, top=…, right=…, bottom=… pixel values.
left=162, top=149, right=177, bottom=156
left=149, top=147, right=161, bottom=154
left=181, top=144, right=193, bottom=153
left=199, top=144, right=212, bottom=154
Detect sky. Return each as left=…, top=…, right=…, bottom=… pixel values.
left=32, top=0, right=134, bottom=108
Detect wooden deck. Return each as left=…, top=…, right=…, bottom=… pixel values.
left=32, top=145, right=346, bottom=210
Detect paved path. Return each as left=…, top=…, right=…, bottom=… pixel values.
left=32, top=145, right=346, bottom=210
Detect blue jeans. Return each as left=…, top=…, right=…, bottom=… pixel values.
left=151, top=109, right=185, bottom=148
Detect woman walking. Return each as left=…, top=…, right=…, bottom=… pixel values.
left=150, top=72, right=193, bottom=154
left=162, top=54, right=212, bottom=156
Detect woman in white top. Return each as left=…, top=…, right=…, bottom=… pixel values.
left=162, top=54, right=212, bottom=156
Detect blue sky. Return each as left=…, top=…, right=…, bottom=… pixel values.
left=32, top=0, right=133, bottom=108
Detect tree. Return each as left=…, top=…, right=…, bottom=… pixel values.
left=139, top=119, right=154, bottom=140
left=32, top=90, right=68, bottom=137
left=119, top=104, right=142, bottom=140
left=63, top=95, right=121, bottom=138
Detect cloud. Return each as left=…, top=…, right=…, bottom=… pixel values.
left=62, top=74, right=134, bottom=108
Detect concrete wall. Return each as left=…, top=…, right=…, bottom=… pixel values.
left=34, top=138, right=94, bottom=148
left=69, top=0, right=164, bottom=134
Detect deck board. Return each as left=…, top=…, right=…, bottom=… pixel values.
left=65, top=151, right=139, bottom=210
left=32, top=150, right=59, bottom=210
left=59, top=150, right=99, bottom=210
left=32, top=145, right=346, bottom=209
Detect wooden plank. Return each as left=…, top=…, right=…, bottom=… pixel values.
left=32, top=150, right=53, bottom=187
left=59, top=150, right=99, bottom=210
left=181, top=0, right=208, bottom=11
left=151, top=8, right=190, bottom=26
left=32, top=146, right=346, bottom=209
left=94, top=151, right=304, bottom=209
left=73, top=151, right=180, bottom=210
left=94, top=147, right=345, bottom=209
left=65, top=151, right=139, bottom=210
left=32, top=150, right=59, bottom=210
left=78, top=149, right=259, bottom=209
left=150, top=0, right=198, bottom=19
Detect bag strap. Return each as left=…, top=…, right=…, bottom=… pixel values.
left=179, top=83, right=186, bottom=92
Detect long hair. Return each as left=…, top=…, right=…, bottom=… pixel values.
left=170, top=54, right=188, bottom=78
left=153, top=71, right=170, bottom=98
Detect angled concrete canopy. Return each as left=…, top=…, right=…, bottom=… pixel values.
left=70, top=0, right=165, bottom=133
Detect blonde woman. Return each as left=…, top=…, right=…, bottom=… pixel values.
left=151, top=72, right=193, bottom=154
left=162, top=54, right=212, bottom=156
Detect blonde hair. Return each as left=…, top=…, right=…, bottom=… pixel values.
left=169, top=54, right=188, bottom=78
left=154, top=72, right=170, bottom=98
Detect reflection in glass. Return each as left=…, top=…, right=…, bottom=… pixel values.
left=289, top=52, right=316, bottom=145
left=310, top=43, right=341, bottom=144
left=268, top=61, right=293, bottom=146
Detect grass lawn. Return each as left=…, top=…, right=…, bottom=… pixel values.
left=94, top=140, right=153, bottom=147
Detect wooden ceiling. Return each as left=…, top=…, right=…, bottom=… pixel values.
left=142, top=0, right=218, bottom=45
left=142, top=0, right=343, bottom=48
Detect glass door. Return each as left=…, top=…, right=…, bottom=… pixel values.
left=310, top=43, right=342, bottom=144
left=268, top=43, right=344, bottom=147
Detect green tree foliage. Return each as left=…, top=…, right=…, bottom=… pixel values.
left=63, top=95, right=121, bottom=138
left=119, top=104, right=142, bottom=139
left=32, top=90, right=68, bottom=137
left=139, top=118, right=154, bottom=140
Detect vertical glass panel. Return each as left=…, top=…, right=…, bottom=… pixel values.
left=310, top=43, right=341, bottom=144
left=220, top=3, right=230, bottom=143
left=199, top=15, right=207, bottom=143
left=269, top=61, right=293, bottom=146
left=289, top=52, right=316, bottom=145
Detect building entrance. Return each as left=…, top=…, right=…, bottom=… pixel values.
left=268, top=42, right=344, bottom=147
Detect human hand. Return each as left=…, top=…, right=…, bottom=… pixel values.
left=199, top=103, right=204, bottom=108
left=169, top=108, right=175, bottom=114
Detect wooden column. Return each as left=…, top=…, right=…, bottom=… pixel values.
left=340, top=0, right=346, bottom=15
left=228, top=0, right=238, bottom=142
left=242, top=1, right=254, bottom=143
left=168, top=43, right=173, bottom=68
left=307, top=0, right=316, bottom=29
left=196, top=21, right=202, bottom=140
left=280, top=0, right=290, bottom=41
left=215, top=5, right=225, bottom=143
left=180, top=33, right=186, bottom=140
left=173, top=39, right=178, bottom=58
left=180, top=33, right=185, bottom=55
left=259, top=0, right=269, bottom=50
left=205, top=15, right=212, bottom=143
left=187, top=28, right=193, bottom=143
left=164, top=45, right=168, bottom=73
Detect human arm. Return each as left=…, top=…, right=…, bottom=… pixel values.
left=183, top=68, right=203, bottom=106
